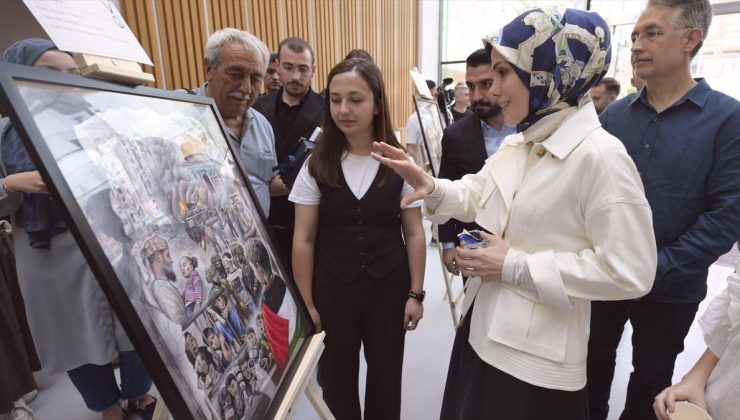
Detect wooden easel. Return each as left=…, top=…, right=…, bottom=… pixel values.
left=274, top=332, right=333, bottom=419
left=152, top=332, right=333, bottom=420
left=73, top=53, right=154, bottom=85
left=432, top=223, right=465, bottom=328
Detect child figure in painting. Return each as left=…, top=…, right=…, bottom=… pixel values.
left=245, top=327, right=271, bottom=372
left=210, top=293, right=246, bottom=347
left=290, top=58, right=426, bottom=420
left=224, top=373, right=249, bottom=420
left=180, top=255, right=203, bottom=315
left=194, top=352, right=222, bottom=394
left=246, top=238, right=305, bottom=376
left=203, top=327, right=231, bottom=371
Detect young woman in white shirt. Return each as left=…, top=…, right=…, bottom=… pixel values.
left=289, top=58, right=425, bottom=420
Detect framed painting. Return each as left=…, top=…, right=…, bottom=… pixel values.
left=412, top=95, right=444, bottom=177
left=0, top=63, right=314, bottom=420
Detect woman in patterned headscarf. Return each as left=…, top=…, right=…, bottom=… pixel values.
left=373, top=8, right=657, bottom=419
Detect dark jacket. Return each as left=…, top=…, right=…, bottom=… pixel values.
left=253, top=88, right=324, bottom=164
left=437, top=113, right=489, bottom=244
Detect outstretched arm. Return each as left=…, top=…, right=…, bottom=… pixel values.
left=371, top=142, right=435, bottom=208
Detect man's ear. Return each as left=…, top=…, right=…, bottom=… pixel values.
left=205, top=60, right=214, bottom=81
left=684, top=28, right=703, bottom=55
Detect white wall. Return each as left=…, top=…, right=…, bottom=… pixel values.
left=417, top=0, right=440, bottom=83
left=0, top=0, right=122, bottom=52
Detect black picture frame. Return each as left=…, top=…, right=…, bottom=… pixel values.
left=412, top=95, right=444, bottom=177
left=0, top=62, right=314, bottom=420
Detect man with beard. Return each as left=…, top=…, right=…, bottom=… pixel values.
left=193, top=28, right=283, bottom=216
left=253, top=37, right=323, bottom=268
left=143, top=235, right=185, bottom=324
left=437, top=49, right=515, bottom=276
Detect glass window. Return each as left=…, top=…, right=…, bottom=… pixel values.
left=440, top=1, right=740, bottom=100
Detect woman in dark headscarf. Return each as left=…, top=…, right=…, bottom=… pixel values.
left=1, top=39, right=156, bottom=420
left=373, top=8, right=657, bottom=419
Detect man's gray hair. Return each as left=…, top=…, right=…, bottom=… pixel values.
left=647, top=0, right=712, bottom=57
left=204, top=28, right=270, bottom=71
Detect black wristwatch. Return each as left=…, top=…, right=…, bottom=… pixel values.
left=408, top=290, right=425, bottom=303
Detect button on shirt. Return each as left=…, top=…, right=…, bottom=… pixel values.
left=599, top=79, right=740, bottom=303
left=195, top=84, right=277, bottom=216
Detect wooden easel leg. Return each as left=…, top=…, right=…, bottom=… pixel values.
left=304, top=380, right=333, bottom=419
left=152, top=398, right=170, bottom=420
left=433, top=223, right=462, bottom=327
left=275, top=332, right=334, bottom=420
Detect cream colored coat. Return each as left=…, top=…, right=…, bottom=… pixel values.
left=427, top=102, right=657, bottom=390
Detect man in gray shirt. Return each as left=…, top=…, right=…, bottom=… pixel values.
left=194, top=28, right=286, bottom=216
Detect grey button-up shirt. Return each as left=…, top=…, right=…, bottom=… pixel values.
left=195, top=83, right=277, bottom=216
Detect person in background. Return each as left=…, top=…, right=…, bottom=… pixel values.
left=372, top=8, right=656, bottom=419
left=254, top=36, right=324, bottom=269
left=193, top=28, right=283, bottom=217
left=1, top=38, right=156, bottom=420
left=291, top=58, right=425, bottom=420
left=405, top=79, right=442, bottom=160
left=589, top=77, right=620, bottom=114
left=587, top=1, right=740, bottom=418
left=0, top=119, right=40, bottom=420
left=449, top=83, right=473, bottom=122
left=653, top=242, right=740, bottom=420
left=438, top=49, right=515, bottom=278
left=263, top=52, right=281, bottom=95
left=344, top=48, right=374, bottom=63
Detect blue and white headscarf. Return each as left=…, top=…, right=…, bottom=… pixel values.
left=483, top=8, right=611, bottom=131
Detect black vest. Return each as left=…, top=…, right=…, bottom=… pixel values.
left=315, top=166, right=407, bottom=282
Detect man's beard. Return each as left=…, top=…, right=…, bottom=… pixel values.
left=472, top=101, right=502, bottom=120
left=164, top=265, right=177, bottom=282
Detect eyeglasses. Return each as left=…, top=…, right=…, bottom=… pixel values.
left=629, top=26, right=695, bottom=46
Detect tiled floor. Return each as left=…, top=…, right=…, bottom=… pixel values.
left=4, top=225, right=736, bottom=420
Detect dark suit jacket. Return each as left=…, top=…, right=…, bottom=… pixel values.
left=437, top=113, right=489, bottom=244
left=252, top=88, right=324, bottom=265
left=253, top=88, right=324, bottom=163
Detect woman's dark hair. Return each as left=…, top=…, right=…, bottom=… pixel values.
left=344, top=49, right=374, bottom=63
left=309, top=58, right=401, bottom=188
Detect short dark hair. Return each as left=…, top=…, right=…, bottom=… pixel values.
left=278, top=37, right=315, bottom=64
left=269, top=52, right=278, bottom=63
left=344, top=49, right=374, bottom=63
left=595, top=77, right=620, bottom=96
left=425, top=79, right=436, bottom=90
left=466, top=49, right=491, bottom=68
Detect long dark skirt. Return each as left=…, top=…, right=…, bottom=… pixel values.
left=0, top=233, right=40, bottom=412
left=440, top=307, right=588, bottom=420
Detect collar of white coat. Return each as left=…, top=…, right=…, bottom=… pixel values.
left=498, top=98, right=601, bottom=161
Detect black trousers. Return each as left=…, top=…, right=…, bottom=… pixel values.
left=587, top=299, right=700, bottom=420
left=314, top=260, right=410, bottom=420
left=440, top=306, right=588, bottom=420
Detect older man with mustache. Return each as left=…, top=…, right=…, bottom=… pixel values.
left=194, top=28, right=283, bottom=216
